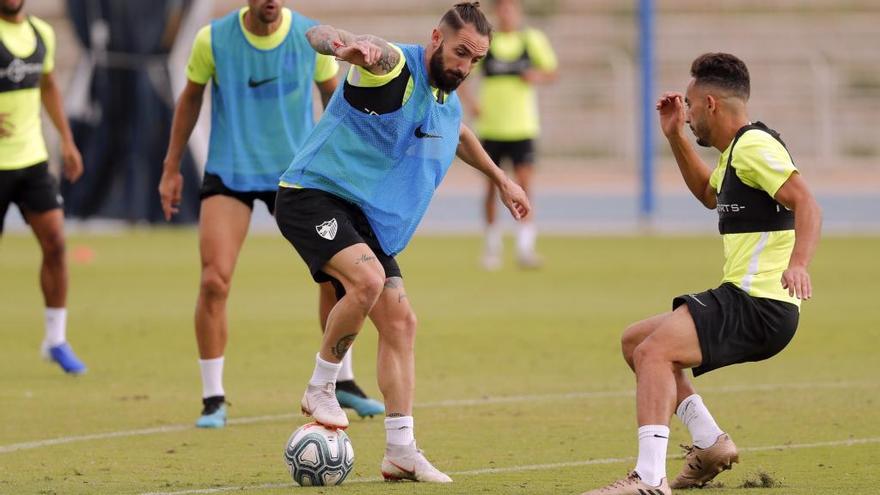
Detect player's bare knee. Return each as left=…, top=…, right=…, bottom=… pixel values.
left=632, top=340, right=669, bottom=370
left=399, top=310, right=418, bottom=343
left=200, top=267, right=231, bottom=300
left=348, top=273, right=385, bottom=311
left=39, top=231, right=66, bottom=264
left=385, top=310, right=418, bottom=348
left=620, top=323, right=643, bottom=362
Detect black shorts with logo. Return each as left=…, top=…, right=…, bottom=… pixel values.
left=275, top=187, right=401, bottom=289
left=200, top=172, right=278, bottom=214
left=0, top=162, right=62, bottom=234
left=481, top=139, right=536, bottom=167
left=674, top=282, right=799, bottom=377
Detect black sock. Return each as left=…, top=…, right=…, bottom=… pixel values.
left=335, top=380, right=367, bottom=398
left=201, top=395, right=225, bottom=414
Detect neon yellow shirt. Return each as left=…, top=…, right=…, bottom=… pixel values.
left=475, top=28, right=557, bottom=141
left=0, top=16, right=55, bottom=170
left=185, top=7, right=338, bottom=85
left=710, top=129, right=799, bottom=306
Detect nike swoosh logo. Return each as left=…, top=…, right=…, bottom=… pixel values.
left=248, top=76, right=278, bottom=88
left=414, top=125, right=441, bottom=139
left=688, top=294, right=707, bottom=307
left=386, top=459, right=416, bottom=476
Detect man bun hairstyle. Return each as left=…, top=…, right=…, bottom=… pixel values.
left=691, top=52, right=750, bottom=100
left=441, top=2, right=493, bottom=37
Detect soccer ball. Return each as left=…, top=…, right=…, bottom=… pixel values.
left=283, top=422, right=354, bottom=486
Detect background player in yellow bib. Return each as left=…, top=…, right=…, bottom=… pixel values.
left=159, top=0, right=383, bottom=429
left=1, top=0, right=86, bottom=374
left=581, top=53, right=822, bottom=495
left=462, top=0, right=556, bottom=270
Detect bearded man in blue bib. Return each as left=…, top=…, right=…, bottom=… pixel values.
left=275, top=2, right=530, bottom=483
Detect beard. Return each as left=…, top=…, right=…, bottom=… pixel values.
left=690, top=123, right=711, bottom=148
left=429, top=43, right=466, bottom=93
left=1, top=0, right=24, bottom=16
left=257, top=9, right=279, bottom=24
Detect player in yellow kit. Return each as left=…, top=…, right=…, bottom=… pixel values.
left=1, top=0, right=86, bottom=374
left=463, top=0, right=556, bottom=270
left=581, top=53, right=822, bottom=495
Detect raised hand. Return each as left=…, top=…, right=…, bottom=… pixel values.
left=332, top=39, right=382, bottom=68
left=656, top=92, right=686, bottom=138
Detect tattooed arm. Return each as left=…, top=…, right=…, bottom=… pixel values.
left=305, top=25, right=400, bottom=75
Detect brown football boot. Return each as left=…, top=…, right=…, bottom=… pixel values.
left=670, top=433, right=739, bottom=489
left=580, top=471, right=670, bottom=495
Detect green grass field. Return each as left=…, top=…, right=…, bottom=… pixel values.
left=1, top=231, right=878, bottom=495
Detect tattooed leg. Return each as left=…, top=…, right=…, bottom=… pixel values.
left=317, top=244, right=386, bottom=363
left=331, top=333, right=357, bottom=360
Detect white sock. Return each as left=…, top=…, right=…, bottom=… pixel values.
left=44, top=307, right=67, bottom=346
left=198, top=356, right=225, bottom=398
left=485, top=223, right=502, bottom=256
left=635, top=425, right=669, bottom=487
left=385, top=416, right=415, bottom=446
left=676, top=394, right=724, bottom=448
left=309, top=353, right=342, bottom=387
left=516, top=221, right=537, bottom=256
left=337, top=349, right=355, bottom=381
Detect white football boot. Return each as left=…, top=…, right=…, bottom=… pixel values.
left=301, top=382, right=349, bottom=429
left=381, top=441, right=452, bottom=483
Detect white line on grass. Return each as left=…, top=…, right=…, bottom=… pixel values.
left=0, top=380, right=873, bottom=454
left=140, top=436, right=880, bottom=495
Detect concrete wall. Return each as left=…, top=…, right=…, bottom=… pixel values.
left=26, top=0, right=880, bottom=169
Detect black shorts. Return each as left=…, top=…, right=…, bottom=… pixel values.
left=0, top=162, right=62, bottom=234
left=275, top=187, right=401, bottom=290
left=481, top=139, right=536, bottom=167
left=674, top=282, right=799, bottom=377
left=200, top=172, right=277, bottom=214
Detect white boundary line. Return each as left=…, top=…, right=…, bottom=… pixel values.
left=140, top=436, right=880, bottom=495
left=0, top=381, right=873, bottom=454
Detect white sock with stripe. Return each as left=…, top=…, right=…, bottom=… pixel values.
left=635, top=424, right=669, bottom=487
left=44, top=307, right=67, bottom=347
left=676, top=394, right=724, bottom=448
left=385, top=416, right=414, bottom=447
left=198, top=357, right=225, bottom=398
left=309, top=353, right=342, bottom=387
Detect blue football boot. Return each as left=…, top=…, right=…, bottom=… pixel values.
left=335, top=380, right=385, bottom=418
left=46, top=342, right=87, bottom=375
left=196, top=396, right=227, bottom=428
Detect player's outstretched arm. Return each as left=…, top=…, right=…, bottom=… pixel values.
left=305, top=25, right=400, bottom=76
left=774, top=173, right=822, bottom=300
left=456, top=124, right=530, bottom=220
left=159, top=80, right=206, bottom=220
left=40, top=72, right=83, bottom=183
left=657, top=92, right=715, bottom=208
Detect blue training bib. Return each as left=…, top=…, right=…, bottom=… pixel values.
left=280, top=43, right=462, bottom=255
left=207, top=10, right=317, bottom=191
